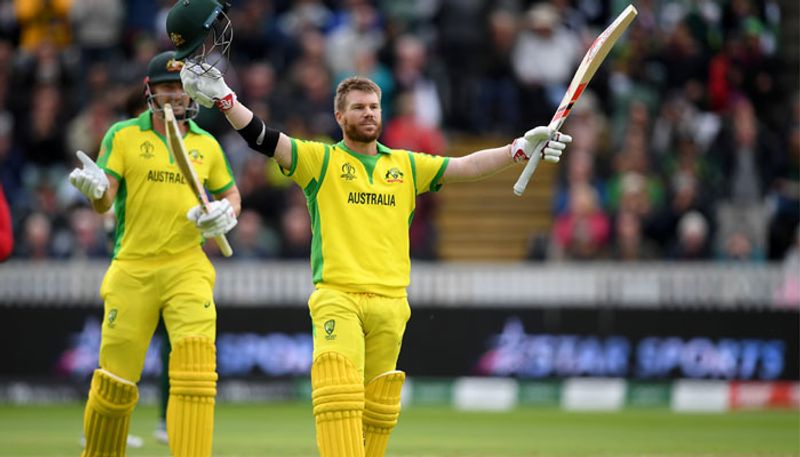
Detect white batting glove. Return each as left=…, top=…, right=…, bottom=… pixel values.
left=68, top=150, right=109, bottom=200
left=180, top=62, right=236, bottom=111
left=510, top=126, right=572, bottom=164
left=187, top=199, right=237, bottom=238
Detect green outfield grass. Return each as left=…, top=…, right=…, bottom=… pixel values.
left=0, top=402, right=797, bottom=456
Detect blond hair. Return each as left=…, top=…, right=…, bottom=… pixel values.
left=334, top=76, right=381, bottom=113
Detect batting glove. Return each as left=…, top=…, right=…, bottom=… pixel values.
left=68, top=150, right=109, bottom=200
left=187, top=199, right=237, bottom=238
left=180, top=62, right=237, bottom=111
left=510, top=126, right=572, bottom=164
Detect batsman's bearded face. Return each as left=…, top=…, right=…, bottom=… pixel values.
left=338, top=91, right=382, bottom=143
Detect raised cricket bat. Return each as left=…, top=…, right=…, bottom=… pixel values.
left=513, top=4, right=638, bottom=196
left=163, top=103, right=233, bottom=257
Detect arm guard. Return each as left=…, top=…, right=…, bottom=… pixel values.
left=237, top=114, right=280, bottom=157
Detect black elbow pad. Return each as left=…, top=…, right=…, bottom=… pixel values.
left=237, top=115, right=280, bottom=157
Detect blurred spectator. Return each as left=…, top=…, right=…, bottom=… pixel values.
left=708, top=95, right=779, bottom=204
left=16, top=211, right=52, bottom=259
left=20, top=84, right=68, bottom=170
left=512, top=3, right=580, bottom=127
left=473, top=9, right=520, bottom=135
left=237, top=154, right=287, bottom=239
left=563, top=91, right=611, bottom=168
left=607, top=129, right=665, bottom=218
left=715, top=202, right=768, bottom=263
left=717, top=229, right=764, bottom=262
left=550, top=183, right=611, bottom=260
left=650, top=169, right=712, bottom=248
left=230, top=209, right=277, bottom=259
left=610, top=209, right=658, bottom=261
left=0, top=182, right=12, bottom=260
left=660, top=20, right=707, bottom=95
left=433, top=0, right=488, bottom=129
left=239, top=61, right=278, bottom=107
left=288, top=60, right=337, bottom=139
left=0, top=111, right=23, bottom=206
left=393, top=34, right=442, bottom=129
left=667, top=210, right=711, bottom=260
left=62, top=206, right=107, bottom=259
left=277, top=0, right=332, bottom=39
left=767, top=95, right=800, bottom=259
left=228, top=0, right=286, bottom=66
left=69, top=0, right=124, bottom=66
left=111, top=34, right=158, bottom=86
left=14, top=0, right=71, bottom=53
left=279, top=188, right=311, bottom=259
left=10, top=40, right=75, bottom=113
left=382, top=91, right=445, bottom=155
left=66, top=94, right=116, bottom=160
left=553, top=148, right=606, bottom=217
left=325, top=1, right=384, bottom=77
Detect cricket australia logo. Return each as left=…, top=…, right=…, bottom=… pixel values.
left=107, top=309, right=118, bottom=328
left=165, top=58, right=183, bottom=73
left=170, top=32, right=185, bottom=48
left=140, top=141, right=155, bottom=159
left=385, top=167, right=404, bottom=183
left=324, top=319, right=337, bottom=340
left=189, top=149, right=204, bottom=165
left=340, top=163, right=356, bottom=181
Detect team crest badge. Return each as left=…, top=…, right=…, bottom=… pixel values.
left=140, top=141, right=154, bottom=159
left=340, top=163, right=356, bottom=181
left=324, top=319, right=336, bottom=340
left=385, top=167, right=404, bottom=183
left=170, top=32, right=185, bottom=48
left=189, top=149, right=204, bottom=165
left=165, top=58, right=184, bottom=73
left=107, top=309, right=118, bottom=328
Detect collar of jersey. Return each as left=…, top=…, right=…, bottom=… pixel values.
left=138, top=110, right=203, bottom=135
left=335, top=140, right=392, bottom=157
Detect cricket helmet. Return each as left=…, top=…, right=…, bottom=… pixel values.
left=144, top=51, right=199, bottom=120
left=167, top=0, right=232, bottom=72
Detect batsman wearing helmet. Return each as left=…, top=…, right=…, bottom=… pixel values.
left=167, top=1, right=570, bottom=456
left=68, top=50, right=241, bottom=457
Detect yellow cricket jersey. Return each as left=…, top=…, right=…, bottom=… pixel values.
left=282, top=139, right=449, bottom=297
left=96, top=110, right=234, bottom=260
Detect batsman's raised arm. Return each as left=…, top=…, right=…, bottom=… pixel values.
left=442, top=127, right=572, bottom=184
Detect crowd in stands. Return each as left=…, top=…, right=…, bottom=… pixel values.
left=0, top=0, right=796, bottom=264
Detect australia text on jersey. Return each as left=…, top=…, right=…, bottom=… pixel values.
left=346, top=191, right=396, bottom=206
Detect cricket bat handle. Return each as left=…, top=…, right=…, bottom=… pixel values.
left=512, top=148, right=542, bottom=196
left=215, top=234, right=233, bottom=257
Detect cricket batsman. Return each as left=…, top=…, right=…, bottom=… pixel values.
left=166, top=1, right=571, bottom=455
left=68, top=50, right=241, bottom=457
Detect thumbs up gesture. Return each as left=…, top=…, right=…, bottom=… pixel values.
left=68, top=150, right=109, bottom=200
